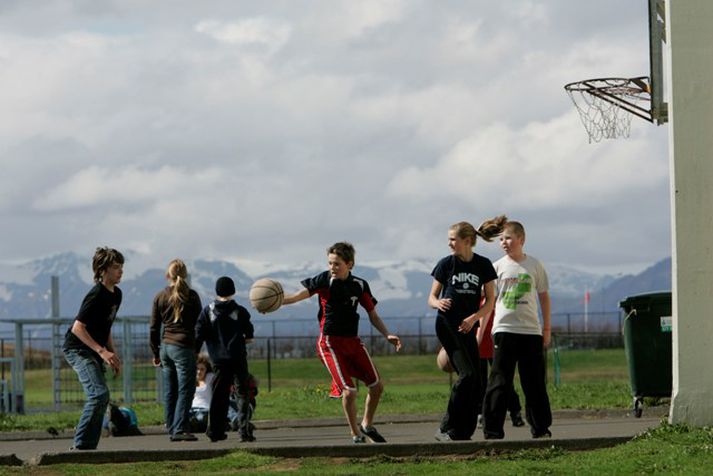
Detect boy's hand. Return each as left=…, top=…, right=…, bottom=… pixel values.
left=387, top=335, right=402, bottom=352
left=543, top=329, right=551, bottom=349
left=152, top=357, right=161, bottom=367
left=100, top=348, right=121, bottom=376
left=458, top=316, right=477, bottom=334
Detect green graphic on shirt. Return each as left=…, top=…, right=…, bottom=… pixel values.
left=501, top=274, right=532, bottom=310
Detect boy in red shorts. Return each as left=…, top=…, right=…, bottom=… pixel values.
left=282, top=242, right=402, bottom=443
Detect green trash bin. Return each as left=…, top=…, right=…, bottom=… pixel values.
left=619, top=291, right=672, bottom=418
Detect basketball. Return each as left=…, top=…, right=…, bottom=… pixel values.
left=249, top=279, right=284, bottom=314
left=436, top=347, right=454, bottom=373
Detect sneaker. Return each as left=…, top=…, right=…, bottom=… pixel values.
left=434, top=430, right=452, bottom=442
left=170, top=432, right=198, bottom=442
left=69, top=445, right=94, bottom=451
left=511, top=412, right=525, bottom=427
left=532, top=429, right=552, bottom=439
left=477, top=414, right=483, bottom=428
left=352, top=435, right=366, bottom=444
left=483, top=431, right=505, bottom=440
left=359, top=424, right=386, bottom=443
left=208, top=433, right=228, bottom=442
left=239, top=432, right=255, bottom=442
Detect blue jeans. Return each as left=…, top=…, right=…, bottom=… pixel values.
left=64, top=349, right=110, bottom=449
left=160, top=343, right=196, bottom=435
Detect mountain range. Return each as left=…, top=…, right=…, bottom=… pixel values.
left=0, top=252, right=671, bottom=335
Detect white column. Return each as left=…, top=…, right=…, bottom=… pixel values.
left=667, top=0, right=713, bottom=425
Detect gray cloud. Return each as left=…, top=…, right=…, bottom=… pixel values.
left=0, top=1, right=670, bottom=274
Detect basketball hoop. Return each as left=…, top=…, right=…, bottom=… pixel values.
left=564, top=77, right=653, bottom=143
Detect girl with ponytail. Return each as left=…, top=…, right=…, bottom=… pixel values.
left=428, top=216, right=506, bottom=441
left=150, top=259, right=203, bottom=441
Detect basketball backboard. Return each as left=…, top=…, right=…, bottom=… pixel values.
left=648, top=0, right=668, bottom=124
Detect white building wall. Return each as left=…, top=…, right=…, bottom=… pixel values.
left=667, top=0, right=713, bottom=425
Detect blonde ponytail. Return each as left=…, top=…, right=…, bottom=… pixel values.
left=476, top=215, right=508, bottom=242
left=166, top=259, right=190, bottom=323
left=450, top=215, right=507, bottom=247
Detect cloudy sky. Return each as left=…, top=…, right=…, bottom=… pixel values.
left=0, top=0, right=670, bottom=275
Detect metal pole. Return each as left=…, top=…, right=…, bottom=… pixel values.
left=51, top=276, right=61, bottom=411
left=267, top=338, right=272, bottom=392
left=122, top=319, right=132, bottom=404
left=13, top=322, right=25, bottom=414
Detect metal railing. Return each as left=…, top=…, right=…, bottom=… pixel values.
left=0, top=311, right=622, bottom=413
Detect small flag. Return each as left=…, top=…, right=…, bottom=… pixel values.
left=584, top=290, right=591, bottom=304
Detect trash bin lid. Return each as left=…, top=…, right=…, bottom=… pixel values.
left=618, top=291, right=672, bottom=311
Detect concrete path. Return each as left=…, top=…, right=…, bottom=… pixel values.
left=0, top=409, right=666, bottom=466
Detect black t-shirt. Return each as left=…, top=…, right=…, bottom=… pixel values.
left=63, top=283, right=122, bottom=352
left=431, top=254, right=497, bottom=326
left=301, top=271, right=377, bottom=337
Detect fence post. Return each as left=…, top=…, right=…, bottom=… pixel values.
left=267, top=338, right=272, bottom=393
left=122, top=318, right=133, bottom=404
left=553, top=334, right=561, bottom=388
left=156, top=365, right=163, bottom=404
left=51, top=276, right=62, bottom=411
left=13, top=322, right=25, bottom=414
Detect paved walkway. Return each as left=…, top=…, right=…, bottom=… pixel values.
left=0, top=409, right=666, bottom=466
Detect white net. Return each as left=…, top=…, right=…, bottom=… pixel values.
left=565, top=78, right=651, bottom=143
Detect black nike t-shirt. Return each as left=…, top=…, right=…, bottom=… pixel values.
left=431, top=254, right=496, bottom=326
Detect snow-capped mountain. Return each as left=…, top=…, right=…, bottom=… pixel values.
left=0, top=252, right=671, bottom=333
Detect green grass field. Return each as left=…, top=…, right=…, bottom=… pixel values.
left=0, top=348, right=689, bottom=475
left=1, top=423, right=711, bottom=476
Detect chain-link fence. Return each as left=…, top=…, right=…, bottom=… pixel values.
left=0, top=311, right=622, bottom=413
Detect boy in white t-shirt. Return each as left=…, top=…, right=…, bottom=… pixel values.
left=478, top=221, right=552, bottom=439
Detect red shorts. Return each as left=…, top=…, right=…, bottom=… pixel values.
left=317, top=334, right=379, bottom=393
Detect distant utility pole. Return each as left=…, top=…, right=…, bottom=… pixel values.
left=584, top=289, right=590, bottom=333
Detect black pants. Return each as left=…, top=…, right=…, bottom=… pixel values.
left=482, top=332, right=552, bottom=437
left=436, top=317, right=481, bottom=440
left=208, top=358, right=250, bottom=439
left=479, top=358, right=521, bottom=417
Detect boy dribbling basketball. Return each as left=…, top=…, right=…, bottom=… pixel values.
left=282, top=242, right=402, bottom=443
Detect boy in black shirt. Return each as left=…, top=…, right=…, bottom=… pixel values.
left=282, top=242, right=402, bottom=443
left=63, top=247, right=124, bottom=450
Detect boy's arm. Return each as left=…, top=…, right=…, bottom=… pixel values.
left=70, top=321, right=121, bottom=374
left=106, top=332, right=122, bottom=376
left=244, top=308, right=255, bottom=344
left=539, top=291, right=551, bottom=348
left=194, top=309, right=206, bottom=353
left=476, top=282, right=497, bottom=344
left=459, top=280, right=496, bottom=334
left=367, top=308, right=402, bottom=352
left=149, top=296, right=162, bottom=365
left=282, top=288, right=311, bottom=305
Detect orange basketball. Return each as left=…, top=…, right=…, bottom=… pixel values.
left=249, top=279, right=284, bottom=314
left=436, top=347, right=454, bottom=373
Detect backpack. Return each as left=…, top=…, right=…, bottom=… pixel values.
left=105, top=403, right=143, bottom=436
